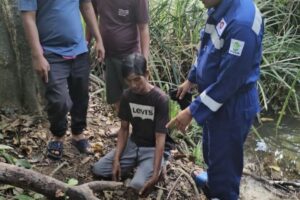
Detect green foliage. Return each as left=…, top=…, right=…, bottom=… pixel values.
left=192, top=141, right=203, bottom=165
left=14, top=194, right=34, bottom=200
left=67, top=178, right=79, bottom=186
left=149, top=0, right=205, bottom=86
left=169, top=99, right=180, bottom=119
left=0, top=146, right=31, bottom=168
left=257, top=0, right=300, bottom=113
left=0, top=150, right=15, bottom=164
left=0, top=144, right=13, bottom=150
left=15, top=159, right=32, bottom=169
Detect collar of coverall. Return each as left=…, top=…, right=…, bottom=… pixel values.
left=209, top=0, right=233, bottom=23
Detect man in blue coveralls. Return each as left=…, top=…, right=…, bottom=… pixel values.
left=19, top=0, right=105, bottom=159
left=166, top=0, right=264, bottom=199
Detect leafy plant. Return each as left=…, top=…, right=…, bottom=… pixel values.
left=192, top=141, right=203, bottom=165
left=67, top=178, right=79, bottom=186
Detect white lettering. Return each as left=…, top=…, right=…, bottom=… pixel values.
left=129, top=103, right=155, bottom=120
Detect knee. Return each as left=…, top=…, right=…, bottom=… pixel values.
left=91, top=159, right=111, bottom=178
left=47, top=98, right=71, bottom=115
left=91, top=162, right=104, bottom=176
left=129, top=179, right=145, bottom=191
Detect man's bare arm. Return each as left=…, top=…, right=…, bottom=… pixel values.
left=112, top=120, right=129, bottom=181
left=21, top=11, right=49, bottom=82
left=139, top=132, right=165, bottom=196
left=80, top=1, right=105, bottom=61
left=138, top=23, right=150, bottom=61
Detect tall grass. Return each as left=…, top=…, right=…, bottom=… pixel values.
left=148, top=0, right=205, bottom=89
left=257, top=0, right=300, bottom=116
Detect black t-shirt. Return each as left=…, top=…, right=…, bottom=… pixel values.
left=118, top=86, right=174, bottom=149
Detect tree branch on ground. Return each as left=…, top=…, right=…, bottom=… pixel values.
left=0, top=162, right=123, bottom=200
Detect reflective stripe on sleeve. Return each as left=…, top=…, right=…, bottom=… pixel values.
left=200, top=91, right=223, bottom=112
left=205, top=24, right=224, bottom=49
left=252, top=5, right=262, bottom=35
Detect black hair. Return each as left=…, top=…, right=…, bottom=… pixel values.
left=122, top=53, right=147, bottom=78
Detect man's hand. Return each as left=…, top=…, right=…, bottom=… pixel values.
left=95, top=40, right=105, bottom=62
left=177, top=80, right=193, bottom=100
left=166, top=107, right=193, bottom=133
left=32, top=55, right=50, bottom=83
left=139, top=175, right=160, bottom=197
left=112, top=159, right=121, bottom=181
left=80, top=1, right=105, bottom=62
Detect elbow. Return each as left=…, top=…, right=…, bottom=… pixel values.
left=138, top=23, right=149, bottom=32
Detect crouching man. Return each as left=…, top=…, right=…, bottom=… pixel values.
left=92, top=53, right=173, bottom=196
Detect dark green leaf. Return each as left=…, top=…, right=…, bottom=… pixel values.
left=15, top=159, right=32, bottom=169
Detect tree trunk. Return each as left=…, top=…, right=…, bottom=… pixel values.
left=0, top=162, right=123, bottom=200
left=0, top=0, right=43, bottom=114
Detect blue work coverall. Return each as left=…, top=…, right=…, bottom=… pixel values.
left=187, top=0, right=264, bottom=199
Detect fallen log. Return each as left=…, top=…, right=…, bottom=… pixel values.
left=0, top=162, right=123, bottom=200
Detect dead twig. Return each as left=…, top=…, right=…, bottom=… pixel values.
left=243, top=171, right=297, bottom=198
left=243, top=171, right=300, bottom=188
left=156, top=188, right=164, bottom=200
left=173, top=167, right=200, bottom=199
left=166, top=173, right=183, bottom=200
left=50, top=161, right=68, bottom=177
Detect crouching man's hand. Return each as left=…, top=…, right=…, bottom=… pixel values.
left=139, top=175, right=160, bottom=197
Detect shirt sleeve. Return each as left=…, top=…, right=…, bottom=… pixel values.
left=190, top=23, right=262, bottom=125
left=155, top=94, right=169, bottom=134
left=18, top=0, right=37, bottom=11
left=135, top=0, right=149, bottom=24
left=118, top=95, right=131, bottom=121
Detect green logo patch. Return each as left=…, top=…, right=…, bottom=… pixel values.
left=229, top=39, right=245, bottom=56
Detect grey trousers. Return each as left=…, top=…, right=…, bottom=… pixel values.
left=92, top=139, right=168, bottom=191
left=44, top=53, right=90, bottom=137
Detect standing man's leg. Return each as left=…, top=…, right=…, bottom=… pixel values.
left=45, top=54, right=72, bottom=159
left=202, top=124, right=209, bottom=166
left=206, top=112, right=254, bottom=199
left=68, top=53, right=92, bottom=153
left=105, top=57, right=127, bottom=113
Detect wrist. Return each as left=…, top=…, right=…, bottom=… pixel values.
left=152, top=170, right=160, bottom=179
left=94, top=36, right=103, bottom=44
left=31, top=51, right=43, bottom=59
left=186, top=107, right=192, bottom=115
left=151, top=174, right=160, bottom=182
left=113, top=156, right=120, bottom=163
left=187, top=80, right=193, bottom=86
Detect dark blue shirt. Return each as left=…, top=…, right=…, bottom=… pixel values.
left=18, top=0, right=89, bottom=57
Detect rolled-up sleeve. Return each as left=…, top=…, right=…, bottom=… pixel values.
left=18, top=0, right=37, bottom=11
